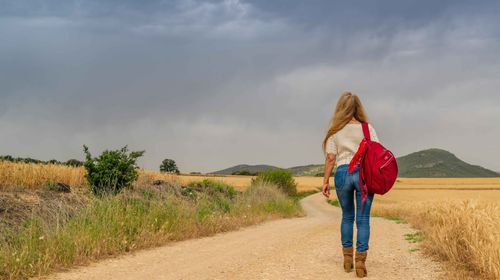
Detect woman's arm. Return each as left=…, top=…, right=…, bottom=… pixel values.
left=322, top=153, right=336, bottom=198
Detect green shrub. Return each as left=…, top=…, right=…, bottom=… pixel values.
left=251, top=169, right=297, bottom=196
left=186, top=179, right=236, bottom=200
left=83, top=145, right=145, bottom=196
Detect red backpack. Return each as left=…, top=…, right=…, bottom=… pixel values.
left=348, top=122, right=398, bottom=208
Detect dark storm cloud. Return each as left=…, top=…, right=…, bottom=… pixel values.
left=1, top=0, right=499, bottom=172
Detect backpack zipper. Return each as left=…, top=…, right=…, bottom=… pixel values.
left=379, top=155, right=394, bottom=170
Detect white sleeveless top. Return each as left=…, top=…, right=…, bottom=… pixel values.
left=325, top=123, right=379, bottom=168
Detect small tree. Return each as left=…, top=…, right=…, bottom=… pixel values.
left=83, top=145, right=145, bottom=196
left=160, top=158, right=180, bottom=174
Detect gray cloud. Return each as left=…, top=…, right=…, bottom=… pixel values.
left=1, top=0, right=499, bottom=172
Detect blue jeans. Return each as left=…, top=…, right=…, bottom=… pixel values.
left=334, top=164, right=374, bottom=252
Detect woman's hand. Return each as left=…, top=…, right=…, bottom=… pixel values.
left=322, top=182, right=331, bottom=198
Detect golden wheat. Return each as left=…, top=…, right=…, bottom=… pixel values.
left=368, top=200, right=500, bottom=280
left=0, top=161, right=87, bottom=190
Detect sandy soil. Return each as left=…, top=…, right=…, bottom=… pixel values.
left=43, top=193, right=442, bottom=280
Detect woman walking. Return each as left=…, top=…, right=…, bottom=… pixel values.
left=321, top=92, right=379, bottom=278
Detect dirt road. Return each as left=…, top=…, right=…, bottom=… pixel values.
left=45, top=193, right=442, bottom=279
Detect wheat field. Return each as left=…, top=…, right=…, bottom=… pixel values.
left=0, top=161, right=87, bottom=190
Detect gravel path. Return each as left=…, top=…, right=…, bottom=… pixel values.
left=43, top=193, right=442, bottom=280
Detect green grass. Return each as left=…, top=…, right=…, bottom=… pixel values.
left=0, top=181, right=301, bottom=279
left=404, top=232, right=424, bottom=243
left=406, top=236, right=422, bottom=254
left=327, top=199, right=340, bottom=207
left=293, top=187, right=321, bottom=201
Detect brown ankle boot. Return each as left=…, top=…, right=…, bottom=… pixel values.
left=355, top=251, right=368, bottom=277
left=342, top=247, right=353, bottom=272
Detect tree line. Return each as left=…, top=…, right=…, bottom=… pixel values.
left=0, top=155, right=84, bottom=167
left=0, top=154, right=180, bottom=174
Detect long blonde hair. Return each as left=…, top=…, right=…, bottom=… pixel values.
left=322, top=92, right=368, bottom=152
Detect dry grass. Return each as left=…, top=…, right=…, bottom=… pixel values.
left=173, top=175, right=327, bottom=192
left=0, top=181, right=302, bottom=279
left=136, top=169, right=180, bottom=186
left=175, top=175, right=255, bottom=191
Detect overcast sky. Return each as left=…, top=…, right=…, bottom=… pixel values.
left=1, top=0, right=499, bottom=172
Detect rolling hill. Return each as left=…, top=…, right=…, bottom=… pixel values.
left=212, top=164, right=280, bottom=175
left=212, top=148, right=499, bottom=178
left=287, top=164, right=324, bottom=176
left=211, top=164, right=322, bottom=176
left=396, top=148, right=499, bottom=178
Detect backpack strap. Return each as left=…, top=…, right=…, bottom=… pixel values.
left=362, top=122, right=371, bottom=141
left=359, top=122, right=371, bottom=211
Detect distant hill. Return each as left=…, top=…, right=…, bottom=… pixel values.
left=212, top=164, right=280, bottom=175
left=212, top=164, right=322, bottom=176
left=287, top=164, right=324, bottom=176
left=212, top=148, right=499, bottom=178
left=396, top=148, right=499, bottom=178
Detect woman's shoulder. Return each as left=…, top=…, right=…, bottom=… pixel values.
left=366, top=123, right=379, bottom=141
left=327, top=133, right=336, bottom=141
